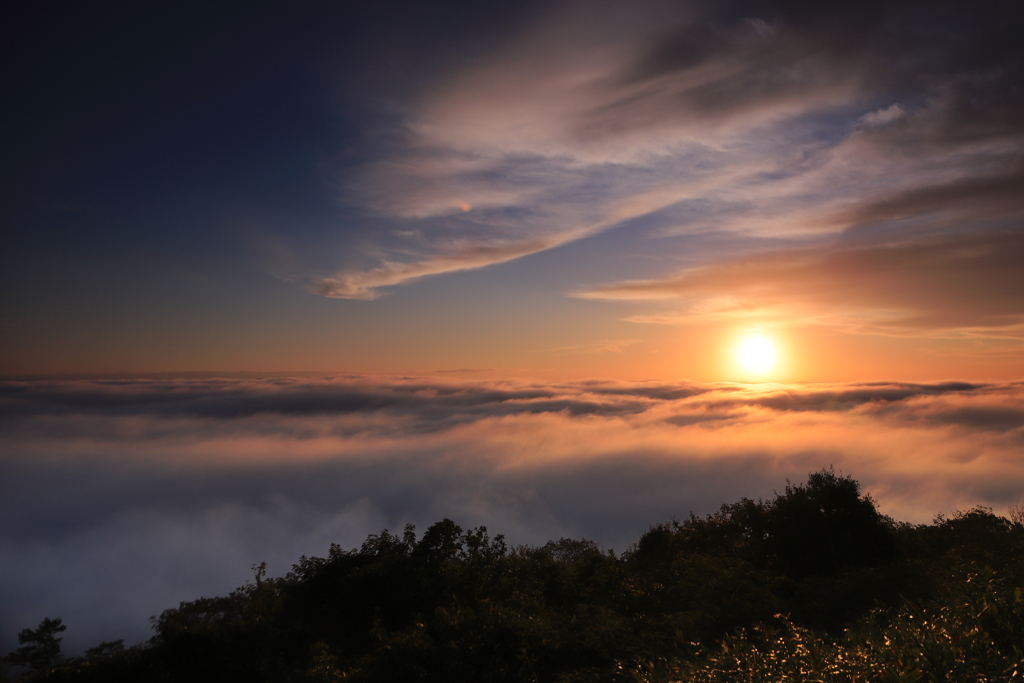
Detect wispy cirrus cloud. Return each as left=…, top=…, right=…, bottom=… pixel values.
left=311, top=0, right=1024, bottom=304
left=314, top=238, right=556, bottom=299
left=574, top=227, right=1024, bottom=338
left=533, top=338, right=643, bottom=354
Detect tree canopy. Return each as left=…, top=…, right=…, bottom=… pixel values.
left=4, top=469, right=1022, bottom=683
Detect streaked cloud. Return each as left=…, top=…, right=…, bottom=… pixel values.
left=575, top=227, right=1024, bottom=338
left=535, top=338, right=643, bottom=354
left=315, top=238, right=556, bottom=299
left=312, top=0, right=1024, bottom=306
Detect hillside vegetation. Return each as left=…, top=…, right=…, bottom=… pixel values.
left=4, top=469, right=1023, bottom=682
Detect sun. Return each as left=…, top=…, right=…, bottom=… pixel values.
left=736, top=334, right=778, bottom=375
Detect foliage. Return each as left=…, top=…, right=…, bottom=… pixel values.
left=5, top=469, right=1022, bottom=683
left=629, top=566, right=1024, bottom=683
left=3, top=618, right=66, bottom=674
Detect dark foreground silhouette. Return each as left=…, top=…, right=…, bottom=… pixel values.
left=4, top=469, right=1023, bottom=682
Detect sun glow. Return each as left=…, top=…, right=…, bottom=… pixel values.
left=736, top=334, right=778, bottom=375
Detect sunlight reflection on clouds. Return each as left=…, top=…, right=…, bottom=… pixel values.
left=3, top=375, right=1023, bottom=652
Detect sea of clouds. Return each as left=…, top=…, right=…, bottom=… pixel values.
left=3, top=375, right=1024, bottom=652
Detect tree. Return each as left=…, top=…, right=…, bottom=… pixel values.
left=414, top=518, right=465, bottom=562
left=771, top=468, right=897, bottom=576
left=3, top=617, right=66, bottom=672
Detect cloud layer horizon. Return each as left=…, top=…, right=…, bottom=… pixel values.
left=4, top=375, right=1023, bottom=653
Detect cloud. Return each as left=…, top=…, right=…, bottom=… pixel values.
left=434, top=368, right=495, bottom=374
left=310, top=0, right=1024, bottom=300
left=4, top=375, right=1024, bottom=651
left=575, top=228, right=1024, bottom=337
left=535, top=338, right=642, bottom=354
left=838, top=164, right=1024, bottom=228
left=314, top=238, right=556, bottom=299
left=858, top=103, right=905, bottom=128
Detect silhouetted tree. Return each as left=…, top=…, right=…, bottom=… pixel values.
left=3, top=617, right=66, bottom=673
left=83, top=640, right=125, bottom=660
left=414, top=518, right=465, bottom=562
left=759, top=467, right=897, bottom=577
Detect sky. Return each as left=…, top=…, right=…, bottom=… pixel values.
left=2, top=0, right=1024, bottom=656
